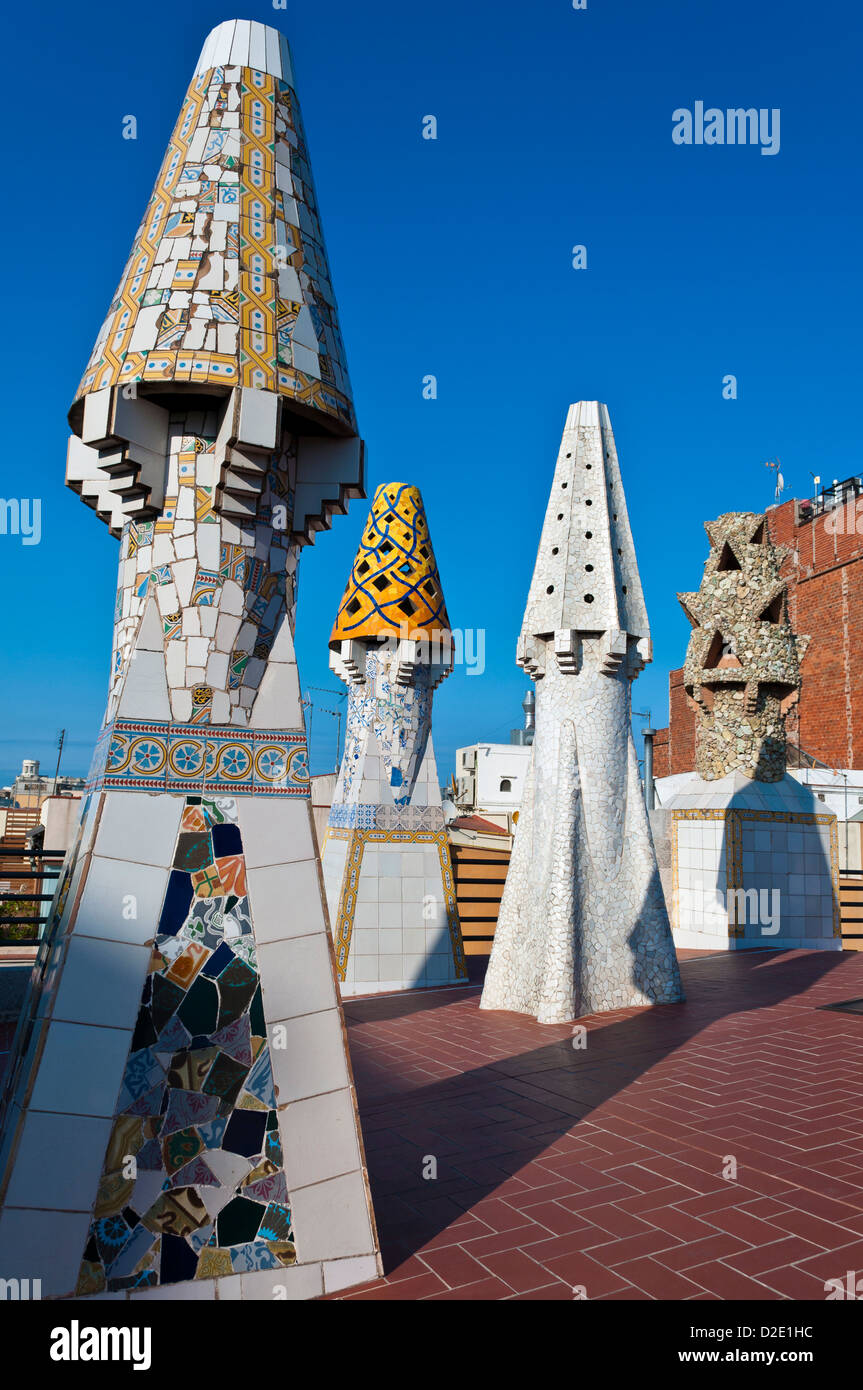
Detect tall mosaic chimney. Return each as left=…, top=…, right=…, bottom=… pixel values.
left=321, top=483, right=467, bottom=994
left=0, top=21, right=380, bottom=1301
left=481, top=402, right=683, bottom=1023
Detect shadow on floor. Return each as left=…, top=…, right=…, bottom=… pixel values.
left=342, top=947, right=854, bottom=1277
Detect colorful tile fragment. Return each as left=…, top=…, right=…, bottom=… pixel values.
left=77, top=796, right=294, bottom=1292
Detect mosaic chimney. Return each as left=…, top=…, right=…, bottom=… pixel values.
left=321, top=483, right=467, bottom=995
left=480, top=402, right=683, bottom=1024
left=0, top=20, right=380, bottom=1302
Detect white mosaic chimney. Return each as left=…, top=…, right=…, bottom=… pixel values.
left=481, top=402, right=683, bottom=1023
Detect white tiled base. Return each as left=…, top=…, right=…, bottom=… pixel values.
left=666, top=775, right=841, bottom=954
left=337, top=840, right=464, bottom=994
left=0, top=788, right=381, bottom=1301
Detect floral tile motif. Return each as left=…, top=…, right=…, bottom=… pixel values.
left=90, top=721, right=309, bottom=798
left=76, top=796, right=295, bottom=1293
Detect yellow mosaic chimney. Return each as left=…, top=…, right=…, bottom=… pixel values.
left=65, top=18, right=364, bottom=539
left=330, top=482, right=451, bottom=644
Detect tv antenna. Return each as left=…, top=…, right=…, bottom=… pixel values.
left=764, top=458, right=784, bottom=505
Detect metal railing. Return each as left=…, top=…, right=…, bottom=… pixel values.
left=0, top=851, right=65, bottom=946
left=797, top=475, right=862, bottom=523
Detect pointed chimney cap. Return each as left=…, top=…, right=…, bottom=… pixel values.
left=330, top=483, right=450, bottom=645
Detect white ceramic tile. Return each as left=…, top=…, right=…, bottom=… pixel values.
left=4, top=1112, right=111, bottom=1210
left=290, top=1171, right=375, bottom=1263
left=246, top=859, right=326, bottom=944
left=280, top=1088, right=361, bottom=1189
left=75, top=857, right=169, bottom=947
left=248, top=20, right=267, bottom=72
left=240, top=1263, right=323, bottom=1300
left=352, top=956, right=378, bottom=982
left=92, top=795, right=182, bottom=867
left=268, top=1008, right=351, bottom=1103
left=30, top=1020, right=131, bottom=1117
left=323, top=1254, right=379, bottom=1294
left=378, top=903, right=402, bottom=929
left=52, top=936, right=150, bottom=1031
left=0, top=1208, right=91, bottom=1298
left=237, top=798, right=316, bottom=870
left=229, top=18, right=251, bottom=66
left=258, top=934, right=338, bottom=1020
left=132, top=1277, right=216, bottom=1300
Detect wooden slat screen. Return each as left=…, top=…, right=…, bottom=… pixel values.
left=451, top=844, right=511, bottom=956
left=840, top=871, right=863, bottom=952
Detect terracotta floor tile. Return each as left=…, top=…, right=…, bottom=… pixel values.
left=505, top=1280, right=578, bottom=1300
left=342, top=1272, right=447, bottom=1300
left=478, top=1248, right=553, bottom=1293
left=614, top=1256, right=706, bottom=1300
left=723, top=1236, right=822, bottom=1277
left=683, top=1261, right=781, bottom=1300
left=757, top=1264, right=834, bottom=1300
left=793, top=1239, right=863, bottom=1281
left=587, top=1229, right=684, bottom=1266
left=423, top=1276, right=515, bottom=1300
left=656, top=1232, right=751, bottom=1271
left=312, top=949, right=863, bottom=1300
left=542, top=1250, right=635, bottom=1299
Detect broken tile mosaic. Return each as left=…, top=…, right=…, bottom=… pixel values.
left=76, top=795, right=295, bottom=1293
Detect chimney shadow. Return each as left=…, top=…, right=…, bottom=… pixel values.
left=343, top=941, right=849, bottom=1274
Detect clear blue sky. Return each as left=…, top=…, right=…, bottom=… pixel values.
left=0, top=0, right=860, bottom=784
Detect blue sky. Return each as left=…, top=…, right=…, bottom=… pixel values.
left=0, top=0, right=860, bottom=784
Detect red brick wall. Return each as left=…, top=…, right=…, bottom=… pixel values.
left=770, top=498, right=863, bottom=769
left=653, top=495, right=863, bottom=773
left=653, top=669, right=697, bottom=779
left=653, top=725, right=670, bottom=780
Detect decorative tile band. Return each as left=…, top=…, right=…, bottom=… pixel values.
left=333, top=828, right=466, bottom=983
left=326, top=802, right=445, bottom=832
left=87, top=720, right=309, bottom=798
left=670, top=808, right=841, bottom=939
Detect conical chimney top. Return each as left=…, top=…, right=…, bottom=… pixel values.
left=519, top=401, right=650, bottom=649
left=330, top=483, right=450, bottom=645
left=70, top=20, right=355, bottom=437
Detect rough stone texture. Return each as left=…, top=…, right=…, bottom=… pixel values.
left=680, top=512, right=809, bottom=782
left=658, top=513, right=840, bottom=955
left=480, top=402, right=683, bottom=1024
left=654, top=495, right=863, bottom=777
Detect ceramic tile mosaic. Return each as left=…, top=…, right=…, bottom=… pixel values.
left=664, top=791, right=842, bottom=951
left=679, top=512, right=808, bottom=782
left=74, top=57, right=354, bottom=431
left=0, top=21, right=379, bottom=1302
left=103, top=412, right=300, bottom=727
left=481, top=403, right=683, bottom=1023
left=330, top=827, right=465, bottom=987
left=331, top=482, right=450, bottom=642
left=657, top=509, right=841, bottom=955
left=322, top=484, right=466, bottom=995
left=88, top=720, right=309, bottom=796
left=75, top=795, right=295, bottom=1293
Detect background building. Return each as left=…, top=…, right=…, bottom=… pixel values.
left=1, top=759, right=85, bottom=810
left=451, top=691, right=534, bottom=833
